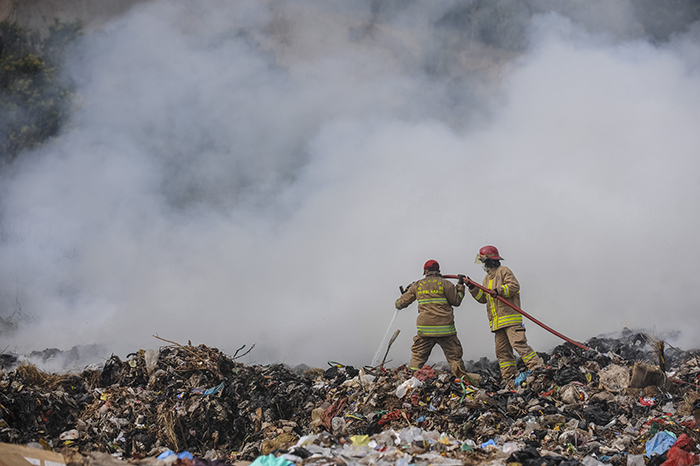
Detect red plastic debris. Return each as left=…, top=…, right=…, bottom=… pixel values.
left=378, top=409, right=410, bottom=426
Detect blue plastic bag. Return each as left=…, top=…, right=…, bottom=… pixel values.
left=156, top=450, right=193, bottom=460
left=645, top=431, right=677, bottom=457
left=157, top=450, right=175, bottom=460
left=480, top=439, right=497, bottom=448
left=515, top=371, right=532, bottom=386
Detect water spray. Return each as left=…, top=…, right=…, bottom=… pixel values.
left=370, top=309, right=400, bottom=368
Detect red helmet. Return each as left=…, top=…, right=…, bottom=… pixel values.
left=475, top=245, right=503, bottom=263
left=423, top=259, right=440, bottom=271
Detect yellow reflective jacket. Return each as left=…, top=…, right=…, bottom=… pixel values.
left=395, top=271, right=465, bottom=337
left=469, top=265, right=523, bottom=331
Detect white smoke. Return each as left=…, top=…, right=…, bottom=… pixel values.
left=1, top=0, right=699, bottom=369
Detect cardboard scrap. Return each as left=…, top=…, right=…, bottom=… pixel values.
left=0, top=443, right=65, bottom=466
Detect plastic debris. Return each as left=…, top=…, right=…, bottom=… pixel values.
left=646, top=431, right=678, bottom=457
left=250, top=453, right=293, bottom=466
left=2, top=329, right=700, bottom=465
left=515, top=370, right=531, bottom=387
left=395, top=376, right=424, bottom=398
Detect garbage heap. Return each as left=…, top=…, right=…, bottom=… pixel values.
left=2, top=329, right=700, bottom=466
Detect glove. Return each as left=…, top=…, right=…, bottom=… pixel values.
left=457, top=274, right=466, bottom=285
left=466, top=281, right=475, bottom=290
left=490, top=288, right=499, bottom=297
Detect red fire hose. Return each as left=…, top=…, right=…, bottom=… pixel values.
left=444, top=274, right=590, bottom=351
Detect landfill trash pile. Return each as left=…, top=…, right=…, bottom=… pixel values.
left=2, top=329, right=700, bottom=466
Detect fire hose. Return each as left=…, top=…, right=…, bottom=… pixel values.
left=443, top=275, right=590, bottom=351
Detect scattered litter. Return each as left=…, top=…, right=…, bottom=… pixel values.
left=2, top=329, right=700, bottom=466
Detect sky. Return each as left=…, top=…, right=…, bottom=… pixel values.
left=1, top=0, right=700, bottom=371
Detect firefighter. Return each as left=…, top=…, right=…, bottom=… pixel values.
left=469, top=245, right=544, bottom=387
left=395, top=260, right=468, bottom=377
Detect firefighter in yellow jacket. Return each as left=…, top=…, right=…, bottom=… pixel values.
left=395, top=260, right=467, bottom=377
left=469, top=246, right=544, bottom=386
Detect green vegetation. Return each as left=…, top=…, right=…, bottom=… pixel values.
left=0, top=20, right=81, bottom=168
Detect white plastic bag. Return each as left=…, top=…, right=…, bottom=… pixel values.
left=395, top=377, right=423, bottom=398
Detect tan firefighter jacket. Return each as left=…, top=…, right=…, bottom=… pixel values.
left=395, top=271, right=465, bottom=337
left=470, top=265, right=523, bottom=332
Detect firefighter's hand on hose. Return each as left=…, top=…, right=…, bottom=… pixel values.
left=466, top=281, right=475, bottom=290
left=457, top=274, right=466, bottom=285
left=489, top=288, right=499, bottom=297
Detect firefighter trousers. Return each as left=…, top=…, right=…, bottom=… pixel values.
left=410, top=334, right=467, bottom=377
left=494, top=325, right=544, bottom=381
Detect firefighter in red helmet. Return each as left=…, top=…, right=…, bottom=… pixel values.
left=469, top=246, right=544, bottom=387
left=395, top=260, right=468, bottom=377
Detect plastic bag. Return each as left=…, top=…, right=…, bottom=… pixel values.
left=145, top=349, right=159, bottom=376
left=503, top=442, right=520, bottom=454
left=479, top=439, right=496, bottom=449
left=395, top=377, right=423, bottom=398
left=646, top=431, right=678, bottom=458
left=582, top=456, right=607, bottom=466
left=250, top=454, right=293, bottom=466
left=661, top=446, right=698, bottom=466
left=515, top=371, right=531, bottom=387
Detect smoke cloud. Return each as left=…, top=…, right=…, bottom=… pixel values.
left=1, top=0, right=699, bottom=369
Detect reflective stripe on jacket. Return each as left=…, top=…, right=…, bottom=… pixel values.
left=395, top=271, right=465, bottom=336
left=469, top=265, right=522, bottom=331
